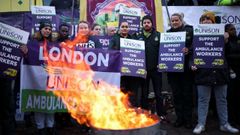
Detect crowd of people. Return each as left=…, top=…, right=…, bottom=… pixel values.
left=1, top=2, right=240, bottom=135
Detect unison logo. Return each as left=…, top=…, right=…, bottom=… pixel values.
left=164, top=35, right=182, bottom=42
left=0, top=24, right=23, bottom=41
left=35, top=7, right=53, bottom=14
left=194, top=28, right=220, bottom=34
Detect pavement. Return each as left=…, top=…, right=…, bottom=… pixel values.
left=16, top=85, right=239, bottom=135
left=160, top=111, right=240, bottom=135
left=16, top=110, right=240, bottom=135
left=15, top=75, right=240, bottom=134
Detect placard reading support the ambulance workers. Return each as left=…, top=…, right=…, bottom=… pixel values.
left=193, top=24, right=225, bottom=68
left=31, top=6, right=57, bottom=35
left=0, top=22, right=29, bottom=79
left=158, top=32, right=186, bottom=72
left=120, top=38, right=146, bottom=78
left=119, top=7, right=141, bottom=34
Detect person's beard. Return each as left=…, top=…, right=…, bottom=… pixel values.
left=144, top=26, right=152, bottom=32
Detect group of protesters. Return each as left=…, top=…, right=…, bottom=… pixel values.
left=1, top=7, right=240, bottom=135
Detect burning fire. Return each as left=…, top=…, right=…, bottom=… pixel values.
left=42, top=36, right=158, bottom=130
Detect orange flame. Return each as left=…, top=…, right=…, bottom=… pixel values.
left=42, top=35, right=158, bottom=130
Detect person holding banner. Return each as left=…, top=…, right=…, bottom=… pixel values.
left=72, top=21, right=101, bottom=49
left=192, top=12, right=239, bottom=134
left=71, top=21, right=102, bottom=133
left=167, top=13, right=194, bottom=129
left=133, top=15, right=166, bottom=120
left=109, top=21, right=143, bottom=107
left=55, top=23, right=74, bottom=128
left=57, top=23, right=71, bottom=42
left=109, top=22, right=131, bottom=50
left=31, top=21, right=56, bottom=135
left=225, top=24, right=240, bottom=126
left=0, top=45, right=28, bottom=135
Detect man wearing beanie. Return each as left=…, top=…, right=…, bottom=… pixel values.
left=133, top=15, right=166, bottom=121
left=192, top=11, right=239, bottom=134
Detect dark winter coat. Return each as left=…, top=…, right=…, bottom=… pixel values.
left=133, top=28, right=160, bottom=71
left=108, top=33, right=132, bottom=50
left=226, top=36, right=240, bottom=77
left=166, top=24, right=194, bottom=84
left=194, top=38, right=229, bottom=86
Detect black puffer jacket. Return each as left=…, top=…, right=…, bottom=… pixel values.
left=108, top=33, right=132, bottom=50
left=226, top=36, right=240, bottom=77
left=133, top=28, right=160, bottom=71
left=195, top=68, right=229, bottom=86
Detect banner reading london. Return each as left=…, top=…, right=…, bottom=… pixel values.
left=20, top=41, right=121, bottom=113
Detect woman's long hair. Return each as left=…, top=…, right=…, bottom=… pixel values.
left=33, top=31, right=53, bottom=42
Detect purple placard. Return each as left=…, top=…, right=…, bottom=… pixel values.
left=23, top=10, right=80, bottom=38
left=0, top=37, right=22, bottom=79
left=193, top=35, right=225, bottom=68
left=25, top=40, right=121, bottom=72
left=158, top=42, right=185, bottom=72
left=119, top=14, right=140, bottom=34
left=120, top=38, right=146, bottom=78
left=31, top=15, right=57, bottom=35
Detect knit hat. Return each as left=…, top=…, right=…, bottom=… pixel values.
left=39, top=21, right=52, bottom=30
left=200, top=11, right=216, bottom=23
left=142, top=15, right=153, bottom=26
